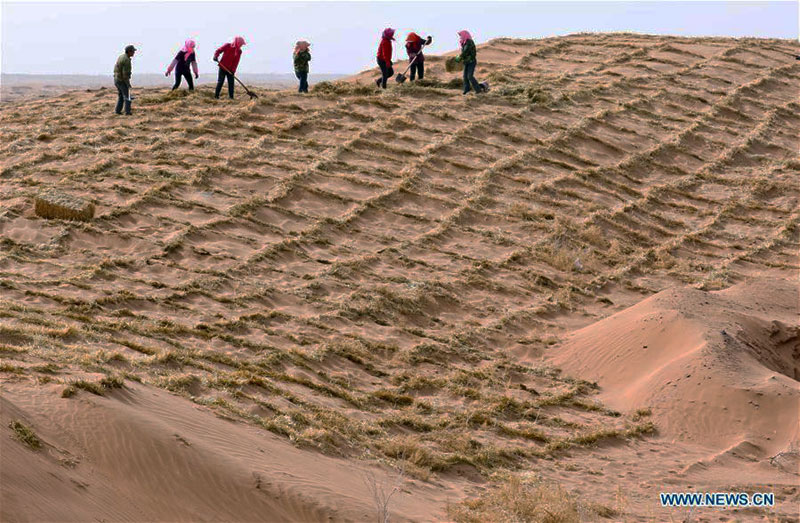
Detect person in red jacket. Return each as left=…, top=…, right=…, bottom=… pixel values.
left=375, top=28, right=394, bottom=89
left=213, top=36, right=246, bottom=99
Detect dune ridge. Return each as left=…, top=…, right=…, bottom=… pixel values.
left=2, top=33, right=799, bottom=520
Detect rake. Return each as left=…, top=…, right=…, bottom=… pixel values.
left=396, top=36, right=433, bottom=83
left=216, top=61, right=259, bottom=99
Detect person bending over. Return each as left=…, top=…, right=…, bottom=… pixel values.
left=405, top=32, right=429, bottom=81
left=213, top=36, right=246, bottom=99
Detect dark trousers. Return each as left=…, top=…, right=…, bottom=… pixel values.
left=215, top=68, right=235, bottom=98
left=114, top=80, right=131, bottom=114
left=463, top=61, right=481, bottom=94
left=409, top=61, right=424, bottom=81
left=376, top=59, right=393, bottom=88
left=172, top=70, right=194, bottom=90
left=296, top=71, right=308, bottom=93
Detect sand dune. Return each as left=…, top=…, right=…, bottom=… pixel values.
left=550, top=277, right=799, bottom=456
left=1, top=33, right=799, bottom=520
left=1, top=381, right=452, bottom=522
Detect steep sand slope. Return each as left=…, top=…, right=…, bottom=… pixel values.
left=550, top=278, right=799, bottom=456
left=1, top=381, right=453, bottom=522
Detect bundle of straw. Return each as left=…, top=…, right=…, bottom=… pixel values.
left=34, top=190, right=95, bottom=221
left=445, top=56, right=462, bottom=73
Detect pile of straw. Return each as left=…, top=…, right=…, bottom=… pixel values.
left=445, top=56, right=462, bottom=73
left=34, top=190, right=95, bottom=221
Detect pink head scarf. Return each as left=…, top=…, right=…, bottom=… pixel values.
left=294, top=40, right=310, bottom=55
left=233, top=36, right=246, bottom=48
left=458, top=30, right=472, bottom=46
left=382, top=28, right=395, bottom=40
left=180, top=39, right=196, bottom=59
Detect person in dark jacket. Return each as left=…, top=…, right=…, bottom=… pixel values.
left=375, top=28, right=395, bottom=89
left=166, top=39, right=199, bottom=90
left=454, top=30, right=482, bottom=95
left=293, top=40, right=311, bottom=93
left=405, top=32, right=427, bottom=81
left=113, top=44, right=136, bottom=115
left=213, top=36, right=246, bottom=99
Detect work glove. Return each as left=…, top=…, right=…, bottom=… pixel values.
left=194, top=73, right=199, bottom=79
left=425, top=36, right=433, bottom=45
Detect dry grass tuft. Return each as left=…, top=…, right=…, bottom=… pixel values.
left=362, top=462, right=407, bottom=523
left=9, top=420, right=42, bottom=450
left=312, top=81, right=376, bottom=96
left=448, top=476, right=580, bottom=523
left=62, top=375, right=125, bottom=398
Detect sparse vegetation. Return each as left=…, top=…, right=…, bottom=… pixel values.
left=62, top=375, right=125, bottom=397
left=448, top=476, right=580, bottom=522
left=9, top=420, right=42, bottom=450
left=363, top=462, right=407, bottom=523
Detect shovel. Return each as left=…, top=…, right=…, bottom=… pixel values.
left=396, top=36, right=433, bottom=83
left=216, top=61, right=259, bottom=99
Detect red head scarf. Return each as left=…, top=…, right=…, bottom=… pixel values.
left=406, top=32, right=422, bottom=44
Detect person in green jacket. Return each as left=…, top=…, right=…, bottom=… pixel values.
left=113, top=45, right=136, bottom=115
left=454, top=31, right=482, bottom=95
left=293, top=40, right=311, bottom=93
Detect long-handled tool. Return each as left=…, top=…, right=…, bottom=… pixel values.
left=215, top=60, right=259, bottom=99
left=396, top=36, right=433, bottom=83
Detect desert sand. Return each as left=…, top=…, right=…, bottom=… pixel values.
left=1, top=33, right=799, bottom=521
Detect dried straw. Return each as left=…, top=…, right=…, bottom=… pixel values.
left=34, top=190, right=95, bottom=221
left=445, top=57, right=462, bottom=73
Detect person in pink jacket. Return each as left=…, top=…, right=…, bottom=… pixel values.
left=166, top=39, right=199, bottom=91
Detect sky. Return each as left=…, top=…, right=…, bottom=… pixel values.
left=1, top=1, right=797, bottom=75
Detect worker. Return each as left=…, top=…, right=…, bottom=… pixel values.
left=213, top=36, right=247, bottom=99
left=114, top=44, right=136, bottom=115
left=166, top=39, right=199, bottom=91
left=376, top=28, right=395, bottom=89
